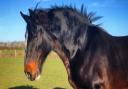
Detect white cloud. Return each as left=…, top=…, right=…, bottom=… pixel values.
left=89, top=0, right=124, bottom=8
left=90, top=2, right=100, bottom=7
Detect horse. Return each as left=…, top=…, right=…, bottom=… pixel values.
left=20, top=5, right=128, bottom=89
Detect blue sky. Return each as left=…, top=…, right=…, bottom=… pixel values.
left=0, top=0, right=128, bottom=42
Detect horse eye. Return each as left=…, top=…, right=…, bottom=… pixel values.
left=33, top=33, right=37, bottom=38
left=36, top=45, right=42, bottom=51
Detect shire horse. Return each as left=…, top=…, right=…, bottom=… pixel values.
left=20, top=6, right=128, bottom=89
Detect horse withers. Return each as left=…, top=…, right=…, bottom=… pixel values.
left=21, top=6, right=128, bottom=89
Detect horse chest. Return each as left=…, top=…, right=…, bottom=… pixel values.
left=70, top=60, right=94, bottom=89
left=69, top=56, right=111, bottom=89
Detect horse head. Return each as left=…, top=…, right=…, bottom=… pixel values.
left=20, top=9, right=55, bottom=81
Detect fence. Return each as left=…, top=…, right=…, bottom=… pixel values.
left=0, top=49, right=24, bottom=58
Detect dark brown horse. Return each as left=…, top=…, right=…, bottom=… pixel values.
left=20, top=6, right=128, bottom=89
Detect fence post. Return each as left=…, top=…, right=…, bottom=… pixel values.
left=15, top=49, right=16, bottom=58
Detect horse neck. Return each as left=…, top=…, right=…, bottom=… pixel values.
left=53, top=39, right=69, bottom=62
left=52, top=39, right=71, bottom=76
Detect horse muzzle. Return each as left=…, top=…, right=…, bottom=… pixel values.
left=25, top=71, right=40, bottom=81
left=24, top=60, right=41, bottom=81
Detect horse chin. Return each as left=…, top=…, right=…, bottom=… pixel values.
left=25, top=69, right=41, bottom=81
left=32, top=71, right=41, bottom=81
left=27, top=73, right=41, bottom=81
left=35, top=74, right=41, bottom=80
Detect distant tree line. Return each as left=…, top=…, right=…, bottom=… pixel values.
left=0, top=41, right=25, bottom=50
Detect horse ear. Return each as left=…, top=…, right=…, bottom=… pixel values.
left=29, top=9, right=35, bottom=19
left=20, top=11, right=30, bottom=23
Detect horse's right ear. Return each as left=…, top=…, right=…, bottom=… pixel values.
left=20, top=11, right=30, bottom=23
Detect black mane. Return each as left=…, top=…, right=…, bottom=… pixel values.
left=33, top=5, right=102, bottom=25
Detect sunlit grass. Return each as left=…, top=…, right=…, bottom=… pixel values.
left=0, top=51, right=72, bottom=89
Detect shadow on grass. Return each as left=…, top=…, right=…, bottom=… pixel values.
left=53, top=87, right=66, bottom=89
left=8, top=85, right=39, bottom=89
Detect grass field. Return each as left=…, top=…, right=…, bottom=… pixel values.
left=0, top=52, right=72, bottom=89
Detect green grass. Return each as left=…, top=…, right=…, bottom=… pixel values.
left=0, top=52, right=72, bottom=89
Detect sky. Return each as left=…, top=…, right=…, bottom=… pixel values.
left=0, top=0, right=128, bottom=42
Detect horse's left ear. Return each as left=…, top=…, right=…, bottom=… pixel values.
left=20, top=11, right=30, bottom=23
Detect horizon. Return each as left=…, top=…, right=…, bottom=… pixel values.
left=0, top=0, right=128, bottom=42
